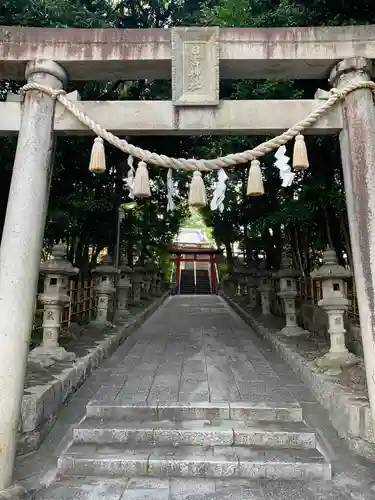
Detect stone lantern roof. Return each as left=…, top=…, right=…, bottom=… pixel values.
left=258, top=260, right=272, bottom=278
left=133, top=264, right=145, bottom=273
left=119, top=259, right=133, bottom=274
left=93, top=254, right=119, bottom=276
left=274, top=255, right=301, bottom=279
left=40, top=242, right=78, bottom=277
left=310, top=247, right=352, bottom=280
left=145, top=260, right=157, bottom=273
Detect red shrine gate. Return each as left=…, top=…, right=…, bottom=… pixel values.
left=169, top=247, right=223, bottom=295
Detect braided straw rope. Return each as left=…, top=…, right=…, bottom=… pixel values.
left=21, top=81, right=375, bottom=172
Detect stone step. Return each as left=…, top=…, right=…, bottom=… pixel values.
left=86, top=402, right=303, bottom=423
left=36, top=476, right=313, bottom=500
left=58, top=443, right=331, bottom=480
left=73, top=417, right=316, bottom=449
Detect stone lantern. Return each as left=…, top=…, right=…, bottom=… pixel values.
left=140, top=265, right=150, bottom=301
left=238, top=272, right=248, bottom=298
left=311, top=247, right=358, bottom=372
left=226, top=273, right=238, bottom=297
left=132, top=265, right=144, bottom=305
left=244, top=261, right=259, bottom=309
left=92, top=255, right=119, bottom=325
left=114, top=259, right=133, bottom=325
left=258, top=260, right=272, bottom=316
left=28, top=242, right=78, bottom=365
left=232, top=261, right=245, bottom=297
left=275, top=254, right=305, bottom=336
left=154, top=272, right=163, bottom=296
left=144, top=261, right=156, bottom=298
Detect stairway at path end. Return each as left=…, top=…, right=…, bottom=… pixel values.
left=56, top=401, right=330, bottom=482
left=179, top=269, right=211, bottom=294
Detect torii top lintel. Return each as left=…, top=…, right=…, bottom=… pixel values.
left=0, top=25, right=375, bottom=81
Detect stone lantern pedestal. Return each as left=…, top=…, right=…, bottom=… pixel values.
left=245, top=264, right=259, bottom=309
left=140, top=266, right=150, bottom=301
left=132, top=265, right=144, bottom=305
left=227, top=274, right=238, bottom=297
left=92, top=255, right=119, bottom=325
left=28, top=242, right=78, bottom=366
left=275, top=255, right=306, bottom=336
left=311, top=247, right=358, bottom=373
left=258, top=261, right=272, bottom=316
left=145, top=262, right=157, bottom=298
left=154, top=273, right=162, bottom=296
left=232, top=262, right=245, bottom=297
left=238, top=273, right=248, bottom=299
left=114, top=260, right=133, bottom=325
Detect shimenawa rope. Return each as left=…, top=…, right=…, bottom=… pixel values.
left=20, top=81, right=375, bottom=172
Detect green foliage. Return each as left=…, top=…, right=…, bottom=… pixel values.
left=1, top=0, right=374, bottom=275
left=194, top=0, right=375, bottom=272
left=0, top=0, right=207, bottom=271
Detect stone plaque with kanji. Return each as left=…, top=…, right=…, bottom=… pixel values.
left=172, top=27, right=219, bottom=106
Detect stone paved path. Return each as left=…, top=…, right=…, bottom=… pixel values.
left=93, top=295, right=300, bottom=406
left=17, top=296, right=375, bottom=499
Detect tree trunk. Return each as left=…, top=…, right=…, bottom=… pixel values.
left=323, top=205, right=334, bottom=248
left=340, top=214, right=353, bottom=270
left=225, top=242, right=234, bottom=272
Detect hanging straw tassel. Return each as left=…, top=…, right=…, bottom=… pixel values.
left=188, top=170, right=207, bottom=207
left=134, top=161, right=151, bottom=198
left=292, top=134, right=309, bottom=170
left=89, top=137, right=106, bottom=174
left=247, top=160, right=264, bottom=196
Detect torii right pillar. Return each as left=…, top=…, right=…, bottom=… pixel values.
left=329, top=56, right=375, bottom=433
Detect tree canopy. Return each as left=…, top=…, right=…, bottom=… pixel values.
left=1, top=0, right=375, bottom=274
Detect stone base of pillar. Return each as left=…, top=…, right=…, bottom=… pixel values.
left=114, top=310, right=131, bottom=325
left=315, top=350, right=359, bottom=375
left=28, top=345, right=76, bottom=368
left=280, top=325, right=307, bottom=336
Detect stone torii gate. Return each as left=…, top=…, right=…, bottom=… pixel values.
left=0, top=25, right=375, bottom=490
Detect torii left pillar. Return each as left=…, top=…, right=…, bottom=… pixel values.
left=0, top=60, right=67, bottom=490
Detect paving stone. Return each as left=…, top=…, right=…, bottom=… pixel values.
left=86, top=403, right=158, bottom=421
left=34, top=477, right=128, bottom=500
left=229, top=402, right=303, bottom=422
left=261, top=480, right=316, bottom=500
left=158, top=403, right=230, bottom=421
left=170, top=477, right=216, bottom=498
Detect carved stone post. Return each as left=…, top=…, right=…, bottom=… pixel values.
left=245, top=263, right=259, bottom=309
left=144, top=261, right=156, bottom=298
left=92, top=256, right=118, bottom=325
left=232, top=263, right=243, bottom=297
left=140, top=266, right=150, bottom=301
left=275, top=255, right=306, bottom=336
left=0, top=60, right=67, bottom=489
left=114, top=260, right=133, bottom=324
left=154, top=272, right=162, bottom=296
left=258, top=261, right=272, bottom=316
left=227, top=274, right=237, bottom=297
left=311, top=248, right=358, bottom=373
left=329, top=56, right=375, bottom=433
left=28, top=242, right=78, bottom=366
left=239, top=273, right=248, bottom=298
left=151, top=271, right=159, bottom=296
left=132, top=266, right=144, bottom=305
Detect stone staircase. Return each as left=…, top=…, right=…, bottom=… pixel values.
left=57, top=401, right=331, bottom=482
left=195, top=269, right=211, bottom=294
left=179, top=269, right=195, bottom=294
left=179, top=269, right=212, bottom=295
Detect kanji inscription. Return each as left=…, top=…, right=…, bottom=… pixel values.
left=172, top=27, right=219, bottom=106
